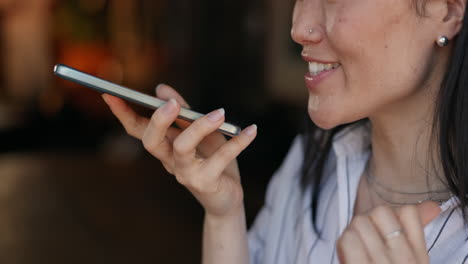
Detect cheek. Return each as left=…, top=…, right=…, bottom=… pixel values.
left=328, top=2, right=410, bottom=76
left=329, top=15, right=374, bottom=88
left=328, top=10, right=425, bottom=99
left=310, top=1, right=435, bottom=129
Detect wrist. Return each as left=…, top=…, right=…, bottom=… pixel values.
left=205, top=204, right=246, bottom=222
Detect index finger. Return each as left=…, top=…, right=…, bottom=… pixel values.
left=394, top=203, right=440, bottom=262
left=102, top=94, right=149, bottom=139
left=416, top=201, right=441, bottom=226
left=395, top=201, right=441, bottom=227
left=155, top=84, right=193, bottom=131
left=155, top=84, right=229, bottom=156
left=155, top=84, right=190, bottom=108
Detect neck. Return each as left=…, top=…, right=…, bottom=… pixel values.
left=368, top=82, right=450, bottom=204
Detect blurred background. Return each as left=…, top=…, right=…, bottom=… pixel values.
left=0, top=0, right=307, bottom=263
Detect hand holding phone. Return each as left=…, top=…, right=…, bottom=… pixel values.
left=75, top=67, right=258, bottom=220
left=53, top=64, right=241, bottom=137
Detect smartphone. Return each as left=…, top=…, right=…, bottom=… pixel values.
left=53, top=64, right=241, bottom=137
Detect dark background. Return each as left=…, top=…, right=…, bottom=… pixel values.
left=0, top=0, right=306, bottom=263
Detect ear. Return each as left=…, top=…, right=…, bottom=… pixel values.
left=442, top=0, right=466, bottom=39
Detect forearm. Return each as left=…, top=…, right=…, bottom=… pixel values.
left=202, top=205, right=249, bottom=264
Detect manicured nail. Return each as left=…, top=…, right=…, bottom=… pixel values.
left=162, top=98, right=177, bottom=114
left=155, top=83, right=166, bottom=92
left=207, top=108, right=225, bottom=122
left=243, top=124, right=257, bottom=136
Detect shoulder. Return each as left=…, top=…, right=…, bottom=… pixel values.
left=426, top=199, right=468, bottom=263
left=276, top=135, right=305, bottom=176
left=263, top=135, right=305, bottom=202
left=247, top=135, right=307, bottom=263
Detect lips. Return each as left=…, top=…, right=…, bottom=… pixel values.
left=302, top=56, right=341, bottom=91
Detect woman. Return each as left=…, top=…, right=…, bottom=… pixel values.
left=102, top=0, right=468, bottom=262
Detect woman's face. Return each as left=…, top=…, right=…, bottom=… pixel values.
left=291, top=0, right=447, bottom=129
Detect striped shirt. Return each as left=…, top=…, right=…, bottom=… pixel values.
left=248, top=122, right=468, bottom=264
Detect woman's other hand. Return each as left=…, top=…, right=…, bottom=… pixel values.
left=337, top=201, right=441, bottom=264
left=102, top=84, right=257, bottom=218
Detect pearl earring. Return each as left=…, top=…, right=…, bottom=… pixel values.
left=437, top=36, right=449, bottom=47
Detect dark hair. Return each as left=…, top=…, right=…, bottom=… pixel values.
left=301, top=3, right=468, bottom=235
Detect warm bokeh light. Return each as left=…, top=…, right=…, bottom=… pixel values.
left=0, top=0, right=304, bottom=263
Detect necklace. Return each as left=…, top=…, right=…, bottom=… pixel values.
left=364, top=162, right=452, bottom=206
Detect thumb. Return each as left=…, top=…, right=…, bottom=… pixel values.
left=416, top=201, right=441, bottom=226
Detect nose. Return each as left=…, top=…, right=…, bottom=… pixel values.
left=291, top=1, right=324, bottom=46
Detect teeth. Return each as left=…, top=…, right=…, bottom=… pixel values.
left=309, top=62, right=317, bottom=73
left=317, top=64, right=324, bottom=72
left=308, top=62, right=340, bottom=76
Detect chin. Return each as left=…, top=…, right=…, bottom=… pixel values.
left=307, top=94, right=368, bottom=129
left=306, top=95, right=341, bottom=129
left=308, top=108, right=341, bottom=130
left=308, top=104, right=365, bottom=130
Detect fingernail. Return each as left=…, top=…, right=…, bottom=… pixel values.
left=155, top=83, right=166, bottom=92
left=162, top=98, right=177, bottom=114
left=243, top=124, right=257, bottom=136
left=207, top=108, right=225, bottom=122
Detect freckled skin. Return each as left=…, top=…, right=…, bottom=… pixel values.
left=291, top=0, right=447, bottom=129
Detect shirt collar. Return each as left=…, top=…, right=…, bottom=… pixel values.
left=332, top=120, right=372, bottom=158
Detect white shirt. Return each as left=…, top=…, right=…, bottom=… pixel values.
left=248, top=122, right=468, bottom=264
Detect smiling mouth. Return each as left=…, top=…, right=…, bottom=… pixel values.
left=308, top=62, right=341, bottom=76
